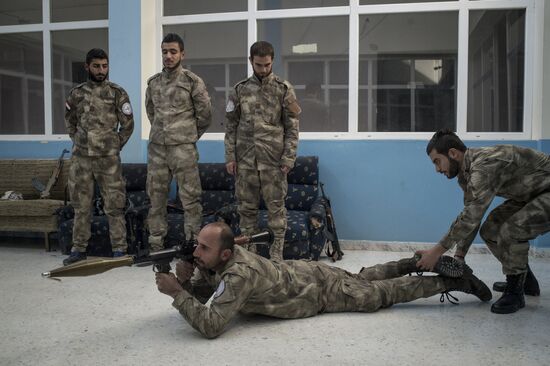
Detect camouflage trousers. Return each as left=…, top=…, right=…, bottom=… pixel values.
left=68, top=154, right=127, bottom=252
left=146, top=143, right=202, bottom=251
left=320, top=258, right=447, bottom=313
left=480, top=193, right=550, bottom=275
left=236, top=168, right=287, bottom=260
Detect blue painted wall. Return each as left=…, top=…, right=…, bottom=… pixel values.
left=3, top=139, right=549, bottom=248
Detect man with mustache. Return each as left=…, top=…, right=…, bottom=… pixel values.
left=155, top=222, right=491, bottom=339
left=224, top=41, right=301, bottom=260
left=145, top=33, right=212, bottom=252
left=63, top=48, right=134, bottom=265
left=417, top=129, right=544, bottom=314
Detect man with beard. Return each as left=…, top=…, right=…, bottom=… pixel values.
left=224, top=41, right=300, bottom=260
left=417, top=129, right=545, bottom=314
left=63, top=48, right=134, bottom=265
left=145, top=33, right=212, bottom=252
left=155, top=222, right=491, bottom=339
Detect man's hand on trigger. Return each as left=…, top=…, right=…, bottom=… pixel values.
left=226, top=161, right=237, bottom=176
left=280, top=165, right=290, bottom=175
left=175, top=260, right=194, bottom=284
left=156, top=273, right=184, bottom=299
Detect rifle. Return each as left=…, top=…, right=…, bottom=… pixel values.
left=41, top=230, right=273, bottom=279
left=320, top=182, right=343, bottom=262
left=32, top=149, right=70, bottom=199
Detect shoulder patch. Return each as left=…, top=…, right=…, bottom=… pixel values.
left=225, top=99, right=235, bottom=113
left=214, top=280, right=226, bottom=298
left=121, top=102, right=133, bottom=116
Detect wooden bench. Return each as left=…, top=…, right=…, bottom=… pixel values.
left=0, top=159, right=71, bottom=250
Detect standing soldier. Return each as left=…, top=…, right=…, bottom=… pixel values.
left=145, top=33, right=212, bottom=252
left=63, top=48, right=134, bottom=266
left=224, top=41, right=300, bottom=261
left=418, top=129, right=544, bottom=314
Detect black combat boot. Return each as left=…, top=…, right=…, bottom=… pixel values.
left=492, top=265, right=540, bottom=296
left=442, top=272, right=493, bottom=302
left=491, top=272, right=526, bottom=314
left=399, top=254, right=470, bottom=278
left=63, top=251, right=87, bottom=266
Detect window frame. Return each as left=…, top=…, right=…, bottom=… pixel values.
left=158, top=0, right=538, bottom=141
left=0, top=0, right=108, bottom=141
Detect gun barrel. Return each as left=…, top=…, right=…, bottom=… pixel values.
left=234, top=229, right=273, bottom=246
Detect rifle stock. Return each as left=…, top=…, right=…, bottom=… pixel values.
left=38, top=149, right=69, bottom=199
left=320, top=182, right=343, bottom=262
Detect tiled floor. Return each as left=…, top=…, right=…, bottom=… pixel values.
left=1, top=240, right=548, bottom=366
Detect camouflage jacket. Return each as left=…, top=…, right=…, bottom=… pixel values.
left=146, top=65, right=212, bottom=145
left=173, top=246, right=344, bottom=338
left=440, top=145, right=550, bottom=253
left=65, top=80, right=134, bottom=157
left=224, top=73, right=300, bottom=170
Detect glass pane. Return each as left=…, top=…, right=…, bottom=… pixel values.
left=164, top=0, right=246, bottom=15
left=358, top=12, right=458, bottom=132
left=164, top=22, right=247, bottom=133
left=51, top=28, right=108, bottom=134
left=51, top=0, right=108, bottom=22
left=0, top=33, right=44, bottom=134
left=361, top=0, right=454, bottom=3
left=259, top=0, right=348, bottom=10
left=258, top=16, right=349, bottom=132
left=467, top=9, right=525, bottom=132
left=0, top=2, right=42, bottom=25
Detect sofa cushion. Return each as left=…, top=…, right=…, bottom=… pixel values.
left=122, top=164, right=148, bottom=191
left=199, top=163, right=235, bottom=190
left=202, top=190, right=234, bottom=215
left=127, top=191, right=149, bottom=208
left=287, top=156, right=318, bottom=185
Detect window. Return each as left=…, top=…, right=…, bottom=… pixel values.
left=258, top=16, right=349, bottom=132
left=0, top=1, right=42, bottom=25
left=160, top=0, right=533, bottom=139
left=164, top=21, right=248, bottom=133
left=358, top=12, right=458, bottom=132
left=0, top=0, right=108, bottom=138
left=0, top=33, right=44, bottom=134
left=467, top=9, right=525, bottom=133
left=51, top=29, right=108, bottom=134
left=164, top=0, right=246, bottom=15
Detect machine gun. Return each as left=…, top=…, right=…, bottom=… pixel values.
left=32, top=149, right=70, bottom=199
left=41, top=229, right=273, bottom=279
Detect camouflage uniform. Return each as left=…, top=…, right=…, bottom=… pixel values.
left=440, top=145, right=550, bottom=275
left=224, top=73, right=300, bottom=260
left=65, top=79, right=134, bottom=253
left=145, top=65, right=212, bottom=251
left=173, top=246, right=452, bottom=339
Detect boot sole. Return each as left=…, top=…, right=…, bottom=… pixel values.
left=434, top=256, right=469, bottom=278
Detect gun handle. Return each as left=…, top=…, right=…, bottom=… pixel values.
left=153, top=263, right=172, bottom=273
